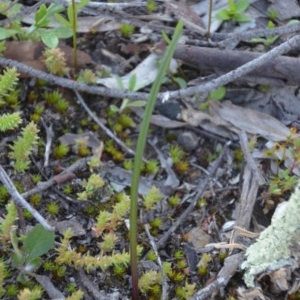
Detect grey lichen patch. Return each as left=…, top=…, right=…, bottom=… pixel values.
left=242, top=183, right=300, bottom=287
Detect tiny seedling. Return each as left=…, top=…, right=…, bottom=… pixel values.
left=199, top=86, right=226, bottom=110
left=119, top=23, right=135, bottom=37
left=215, top=0, right=250, bottom=23
left=251, top=21, right=278, bottom=47
left=11, top=224, right=55, bottom=282
left=110, top=74, right=147, bottom=112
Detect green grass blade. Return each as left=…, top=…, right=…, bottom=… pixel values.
left=129, top=20, right=184, bottom=299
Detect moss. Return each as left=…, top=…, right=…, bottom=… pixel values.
left=53, top=143, right=70, bottom=159
left=119, top=23, right=134, bottom=37
left=46, top=202, right=60, bottom=216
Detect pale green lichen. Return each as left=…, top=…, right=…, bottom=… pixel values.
left=242, top=183, right=300, bottom=287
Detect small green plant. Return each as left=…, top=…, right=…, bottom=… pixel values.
left=143, top=186, right=163, bottom=210
left=177, top=259, right=187, bottom=270
left=31, top=174, right=42, bottom=185
left=105, top=140, right=125, bottom=162
left=174, top=159, right=189, bottom=174
left=77, top=69, right=97, bottom=84
left=55, top=97, right=70, bottom=113
left=113, top=264, right=127, bottom=276
left=169, top=145, right=184, bottom=164
left=169, top=270, right=185, bottom=282
left=197, top=197, right=208, bottom=208
left=0, top=260, right=10, bottom=297
left=53, top=143, right=70, bottom=159
left=119, top=23, right=135, bottom=37
left=143, top=159, right=160, bottom=175
left=0, top=67, right=19, bottom=107
left=75, top=138, right=90, bottom=157
left=43, top=90, right=64, bottom=106
left=174, top=249, right=185, bottom=260
left=138, top=270, right=161, bottom=294
left=267, top=9, right=278, bottom=22
left=251, top=21, right=278, bottom=47
left=0, top=186, right=9, bottom=205
left=146, top=251, right=157, bottom=261
left=63, top=184, right=73, bottom=195
left=43, top=48, right=69, bottom=75
left=197, top=253, right=212, bottom=276
left=94, top=192, right=130, bottom=235
left=30, top=194, right=42, bottom=207
left=117, top=114, right=136, bottom=129
left=215, top=0, right=250, bottom=23
left=0, top=112, right=22, bottom=132
left=6, top=284, right=19, bottom=297
left=46, top=202, right=60, bottom=216
left=77, top=173, right=105, bottom=201
left=123, top=159, right=133, bottom=171
left=175, top=282, right=196, bottom=300
left=168, top=195, right=181, bottom=207
left=17, top=286, right=43, bottom=300
left=149, top=217, right=162, bottom=231
left=31, top=104, right=44, bottom=123
left=98, top=232, right=119, bottom=253
left=146, top=0, right=157, bottom=12
left=268, top=169, right=298, bottom=196
left=11, top=224, right=55, bottom=282
left=9, top=122, right=39, bottom=172
left=55, top=228, right=142, bottom=273
left=26, top=3, right=72, bottom=48
left=66, top=283, right=78, bottom=294
left=169, top=145, right=189, bottom=173
left=199, top=86, right=226, bottom=110
left=110, top=74, right=147, bottom=112
left=43, top=260, right=55, bottom=271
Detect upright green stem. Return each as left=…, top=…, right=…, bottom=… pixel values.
left=129, top=21, right=183, bottom=300
left=71, top=0, right=77, bottom=73
left=208, top=0, right=213, bottom=38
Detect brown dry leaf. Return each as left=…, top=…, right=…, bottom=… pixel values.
left=184, top=227, right=211, bottom=251
left=237, top=287, right=269, bottom=300
left=4, top=41, right=45, bottom=61
left=181, top=107, right=235, bottom=138
left=3, top=41, right=92, bottom=75
left=268, top=268, right=290, bottom=293
left=166, top=0, right=206, bottom=34
left=58, top=44, right=92, bottom=68
left=210, top=101, right=291, bottom=141
left=182, top=101, right=293, bottom=142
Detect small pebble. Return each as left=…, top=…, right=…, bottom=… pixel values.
left=177, top=131, right=199, bottom=152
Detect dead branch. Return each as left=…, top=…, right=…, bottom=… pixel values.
left=189, top=253, right=244, bottom=300
left=0, top=165, right=54, bottom=231
left=167, top=34, right=300, bottom=100
left=174, top=40, right=300, bottom=86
